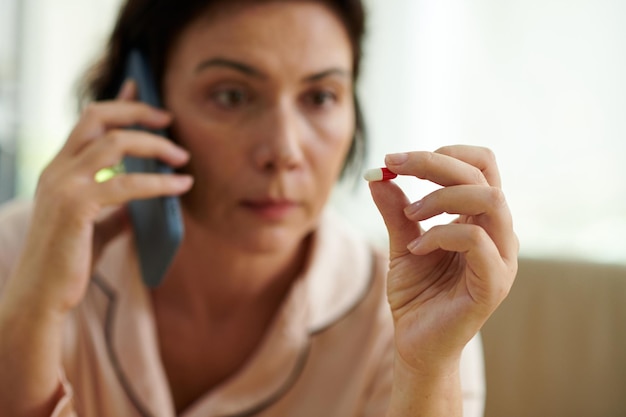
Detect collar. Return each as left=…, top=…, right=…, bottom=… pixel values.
left=93, top=209, right=375, bottom=417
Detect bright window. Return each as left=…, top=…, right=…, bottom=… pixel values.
left=12, top=0, right=626, bottom=265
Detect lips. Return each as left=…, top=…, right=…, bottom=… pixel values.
left=241, top=198, right=300, bottom=221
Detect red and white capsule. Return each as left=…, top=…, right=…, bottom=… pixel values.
left=363, top=167, right=397, bottom=182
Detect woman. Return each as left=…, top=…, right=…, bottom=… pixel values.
left=0, top=0, right=518, bottom=416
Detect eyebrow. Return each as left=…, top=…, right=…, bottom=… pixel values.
left=195, top=58, right=263, bottom=78
left=194, top=57, right=351, bottom=82
left=304, top=68, right=351, bottom=83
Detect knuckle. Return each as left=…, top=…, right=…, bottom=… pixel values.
left=424, top=151, right=436, bottom=165
left=81, top=102, right=101, bottom=120
left=487, top=186, right=507, bottom=208
left=470, top=167, right=487, bottom=185
left=56, top=184, right=81, bottom=205
left=434, top=145, right=453, bottom=156
left=36, top=161, right=102, bottom=218
left=105, top=129, right=127, bottom=148
left=429, top=224, right=446, bottom=233
left=466, top=225, right=487, bottom=246
left=53, top=181, right=92, bottom=212
left=427, top=224, right=447, bottom=242
left=37, top=162, right=69, bottom=194
left=482, top=146, right=497, bottom=165
left=421, top=151, right=437, bottom=177
left=113, top=173, right=161, bottom=195
left=113, top=174, right=140, bottom=191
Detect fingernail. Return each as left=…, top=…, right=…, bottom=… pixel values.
left=151, top=109, right=171, bottom=123
left=407, top=236, right=422, bottom=252
left=175, top=175, right=194, bottom=188
left=385, top=152, right=409, bottom=165
left=116, top=79, right=134, bottom=99
left=404, top=200, right=423, bottom=217
left=172, top=146, right=190, bottom=160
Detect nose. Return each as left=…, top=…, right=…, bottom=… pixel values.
left=252, top=100, right=305, bottom=173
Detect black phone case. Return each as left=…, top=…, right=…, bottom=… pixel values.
left=122, top=49, right=184, bottom=288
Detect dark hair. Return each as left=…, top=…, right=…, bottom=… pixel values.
left=79, top=0, right=367, bottom=177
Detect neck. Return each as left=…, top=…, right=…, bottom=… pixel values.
left=152, top=222, right=312, bottom=321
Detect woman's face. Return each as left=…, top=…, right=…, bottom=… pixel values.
left=163, top=1, right=355, bottom=253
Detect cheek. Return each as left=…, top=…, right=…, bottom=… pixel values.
left=309, top=108, right=355, bottom=176
left=300, top=120, right=354, bottom=215
left=170, top=126, right=244, bottom=217
left=172, top=116, right=245, bottom=178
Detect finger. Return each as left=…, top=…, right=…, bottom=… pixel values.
left=116, top=79, right=137, bottom=101
left=407, top=223, right=513, bottom=304
left=435, top=145, right=502, bottom=188
left=384, top=151, right=489, bottom=188
left=404, top=185, right=517, bottom=262
left=95, top=173, right=194, bottom=206
left=369, top=180, right=421, bottom=258
left=61, top=101, right=171, bottom=156
left=75, top=129, right=189, bottom=174
left=404, top=185, right=501, bottom=221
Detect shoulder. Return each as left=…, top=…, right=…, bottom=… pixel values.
left=0, top=199, right=34, bottom=290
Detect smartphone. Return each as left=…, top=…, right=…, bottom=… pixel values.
left=122, top=48, right=184, bottom=288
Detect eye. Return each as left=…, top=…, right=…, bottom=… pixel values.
left=303, top=89, right=338, bottom=108
left=210, top=87, right=250, bottom=110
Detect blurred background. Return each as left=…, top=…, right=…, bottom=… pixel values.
left=1, top=0, right=624, bottom=265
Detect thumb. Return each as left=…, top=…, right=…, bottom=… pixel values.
left=369, top=180, right=421, bottom=257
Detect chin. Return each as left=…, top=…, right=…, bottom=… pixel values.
left=237, top=223, right=312, bottom=255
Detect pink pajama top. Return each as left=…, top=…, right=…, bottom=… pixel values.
left=0, top=200, right=485, bottom=416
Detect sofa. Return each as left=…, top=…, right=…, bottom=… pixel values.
left=481, top=257, right=626, bottom=417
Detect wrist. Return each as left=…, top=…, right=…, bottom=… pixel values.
left=0, top=271, right=69, bottom=329
left=0, top=285, right=68, bottom=416
left=387, top=353, right=463, bottom=417
left=394, top=350, right=461, bottom=384
left=394, top=338, right=464, bottom=376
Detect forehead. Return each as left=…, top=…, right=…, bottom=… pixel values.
left=167, top=1, right=353, bottom=75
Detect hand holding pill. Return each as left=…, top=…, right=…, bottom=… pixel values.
left=366, top=146, right=518, bottom=387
